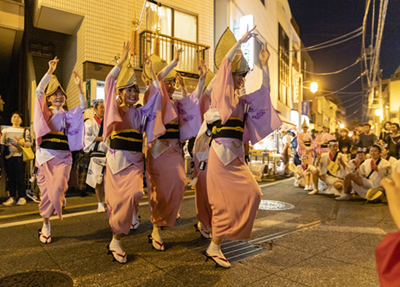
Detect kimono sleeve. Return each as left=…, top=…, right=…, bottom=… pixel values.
left=65, top=106, right=85, bottom=151
left=33, top=74, right=52, bottom=144
left=141, top=85, right=165, bottom=146
left=177, top=92, right=201, bottom=142
left=242, top=85, right=282, bottom=145
left=210, top=57, right=238, bottom=125
left=103, top=67, right=123, bottom=141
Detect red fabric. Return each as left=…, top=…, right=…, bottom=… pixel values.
left=375, top=230, right=400, bottom=287
left=93, top=114, right=102, bottom=125
left=302, top=164, right=307, bottom=171
left=371, top=159, right=376, bottom=170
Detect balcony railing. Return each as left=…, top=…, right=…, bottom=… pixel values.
left=138, top=30, right=210, bottom=77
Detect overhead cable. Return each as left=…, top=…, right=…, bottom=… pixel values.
left=302, top=58, right=361, bottom=76
left=322, top=75, right=362, bottom=97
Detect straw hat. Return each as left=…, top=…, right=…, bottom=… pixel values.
left=214, top=28, right=250, bottom=74
left=301, top=119, right=309, bottom=129
left=46, top=75, right=67, bottom=98
left=116, top=60, right=137, bottom=90
left=144, top=54, right=177, bottom=82
left=203, top=69, right=215, bottom=93
left=366, top=188, right=383, bottom=201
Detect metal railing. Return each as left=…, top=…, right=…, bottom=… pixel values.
left=138, top=30, right=210, bottom=75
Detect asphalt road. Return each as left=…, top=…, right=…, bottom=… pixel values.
left=0, top=178, right=395, bottom=287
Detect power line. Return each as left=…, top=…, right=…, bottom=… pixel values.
left=346, top=108, right=361, bottom=118
left=344, top=97, right=363, bottom=109
left=302, top=58, right=361, bottom=76
left=321, top=75, right=362, bottom=97
left=284, top=27, right=362, bottom=53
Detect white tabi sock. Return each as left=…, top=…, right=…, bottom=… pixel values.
left=151, top=225, right=163, bottom=243
left=42, top=222, right=51, bottom=236
left=206, top=241, right=221, bottom=255
left=98, top=202, right=104, bottom=209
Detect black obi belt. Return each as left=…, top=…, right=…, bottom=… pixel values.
left=110, top=129, right=143, bottom=152
left=158, top=123, right=180, bottom=140
left=207, top=117, right=244, bottom=141
left=304, top=140, right=311, bottom=147
left=40, top=131, right=69, bottom=150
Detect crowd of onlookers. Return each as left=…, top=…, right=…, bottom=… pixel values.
left=288, top=121, right=399, bottom=202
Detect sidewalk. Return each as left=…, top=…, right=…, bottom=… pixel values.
left=0, top=179, right=396, bottom=286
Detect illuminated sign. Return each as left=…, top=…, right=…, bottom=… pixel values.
left=240, top=15, right=254, bottom=69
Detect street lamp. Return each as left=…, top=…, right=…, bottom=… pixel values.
left=310, top=82, right=318, bottom=93
left=375, top=109, right=382, bottom=116
left=340, top=123, right=345, bottom=129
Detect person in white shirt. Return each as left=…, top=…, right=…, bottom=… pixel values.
left=84, top=99, right=108, bottom=213
left=310, top=140, right=348, bottom=195
left=337, top=144, right=389, bottom=200
left=348, top=147, right=366, bottom=173
left=294, top=155, right=316, bottom=191
left=1, top=112, right=32, bottom=206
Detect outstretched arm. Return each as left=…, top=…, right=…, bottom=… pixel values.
left=144, top=54, right=160, bottom=90
left=226, top=26, right=257, bottom=62
left=159, top=48, right=183, bottom=80
left=73, top=71, right=87, bottom=112
left=191, top=59, right=207, bottom=98
left=36, top=57, right=59, bottom=98
left=259, top=43, right=271, bottom=91
left=176, top=73, right=187, bottom=98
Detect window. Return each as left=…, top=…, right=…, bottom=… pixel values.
left=146, top=3, right=197, bottom=42
left=278, top=24, right=289, bottom=105
left=146, top=2, right=198, bottom=71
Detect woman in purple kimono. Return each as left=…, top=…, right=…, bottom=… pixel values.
left=34, top=57, right=87, bottom=244
left=103, top=42, right=165, bottom=263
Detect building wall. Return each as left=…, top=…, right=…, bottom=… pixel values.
left=35, top=0, right=214, bottom=109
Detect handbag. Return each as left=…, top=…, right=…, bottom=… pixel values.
left=21, top=128, right=35, bottom=162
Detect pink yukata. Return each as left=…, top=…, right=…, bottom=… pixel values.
left=297, top=132, right=314, bottom=165
left=206, top=57, right=282, bottom=240
left=316, top=132, right=335, bottom=154
left=34, top=74, right=85, bottom=220
left=103, top=66, right=165, bottom=235
left=192, top=92, right=212, bottom=228
left=145, top=74, right=201, bottom=227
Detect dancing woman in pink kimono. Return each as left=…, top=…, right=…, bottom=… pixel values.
left=103, top=42, right=165, bottom=263
left=34, top=57, right=87, bottom=244
left=194, top=26, right=282, bottom=268
left=297, top=120, right=314, bottom=166
left=143, top=50, right=204, bottom=251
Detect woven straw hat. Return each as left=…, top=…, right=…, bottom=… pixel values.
left=46, top=75, right=67, bottom=98
left=301, top=119, right=309, bottom=129
left=144, top=54, right=177, bottom=81
left=366, top=188, right=383, bottom=201
left=214, top=28, right=249, bottom=74
left=116, top=60, right=137, bottom=90
left=203, top=69, right=215, bottom=92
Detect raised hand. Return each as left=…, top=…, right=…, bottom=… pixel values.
left=239, top=25, right=257, bottom=45
left=47, top=57, right=59, bottom=75
left=73, top=71, right=82, bottom=86
left=144, top=53, right=153, bottom=71
left=174, top=47, right=183, bottom=62
left=119, top=41, right=131, bottom=66
left=198, top=59, right=207, bottom=80
left=176, top=73, right=185, bottom=87
left=10, top=145, right=18, bottom=153
left=259, top=42, right=270, bottom=66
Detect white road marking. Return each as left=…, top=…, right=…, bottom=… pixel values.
left=0, top=195, right=196, bottom=229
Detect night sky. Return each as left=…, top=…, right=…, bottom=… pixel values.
left=288, top=0, right=400, bottom=124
